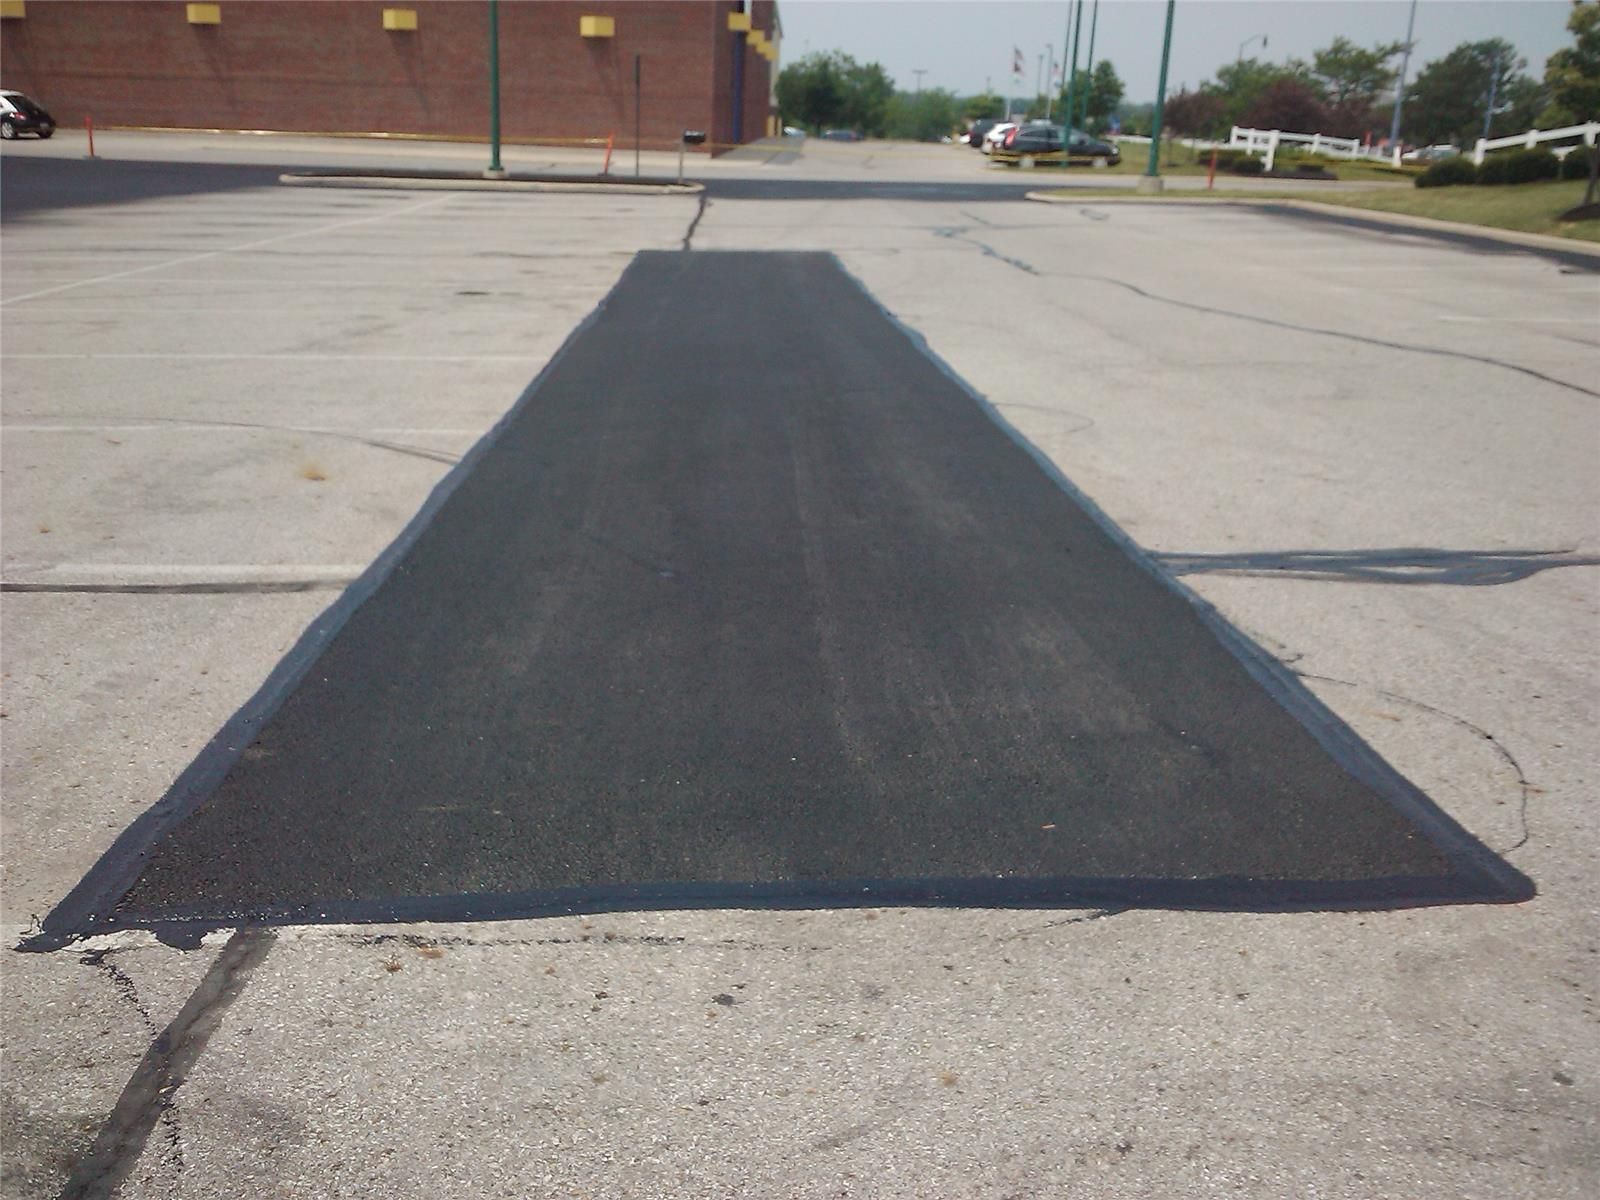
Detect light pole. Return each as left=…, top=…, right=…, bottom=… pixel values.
left=1236, top=33, right=1268, bottom=64
left=1388, top=0, right=1418, bottom=162
left=484, top=0, right=506, bottom=178
left=1083, top=0, right=1099, bottom=130
left=1045, top=44, right=1055, bottom=119
left=1062, top=0, right=1085, bottom=138
left=1141, top=0, right=1177, bottom=192
left=1481, top=49, right=1501, bottom=144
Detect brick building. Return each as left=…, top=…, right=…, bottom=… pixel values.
left=0, top=0, right=780, bottom=151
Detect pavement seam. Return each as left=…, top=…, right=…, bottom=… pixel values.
left=57, top=928, right=274, bottom=1200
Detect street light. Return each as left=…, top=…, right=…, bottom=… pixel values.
left=1237, top=33, right=1268, bottom=63
left=1389, top=0, right=1419, bottom=160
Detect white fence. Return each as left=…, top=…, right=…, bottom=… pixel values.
left=1228, top=126, right=1366, bottom=171
left=1473, top=121, right=1599, bottom=165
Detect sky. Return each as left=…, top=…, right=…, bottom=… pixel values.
left=773, top=1, right=1579, bottom=103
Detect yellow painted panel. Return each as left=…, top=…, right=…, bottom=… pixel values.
left=579, top=15, right=615, bottom=38
left=0, top=2, right=26, bottom=21
left=186, top=3, right=220, bottom=24
left=382, top=8, right=417, bottom=32
left=727, top=12, right=751, bottom=32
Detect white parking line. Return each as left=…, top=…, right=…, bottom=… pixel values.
left=4, top=563, right=368, bottom=582
left=0, top=195, right=454, bottom=306
left=1, top=424, right=485, bottom=435
left=1434, top=315, right=1598, bottom=324
left=1, top=353, right=538, bottom=362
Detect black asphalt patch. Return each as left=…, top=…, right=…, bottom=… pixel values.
left=35, top=251, right=1530, bottom=947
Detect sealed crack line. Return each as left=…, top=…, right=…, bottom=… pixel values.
left=682, top=192, right=709, bottom=251
left=58, top=928, right=274, bottom=1200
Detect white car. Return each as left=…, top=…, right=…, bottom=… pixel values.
left=981, top=122, right=1017, bottom=155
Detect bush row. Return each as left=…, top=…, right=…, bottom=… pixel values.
left=1417, top=147, right=1594, bottom=189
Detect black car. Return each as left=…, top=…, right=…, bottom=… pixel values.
left=0, top=91, right=56, bottom=140
left=992, top=124, right=1120, bottom=167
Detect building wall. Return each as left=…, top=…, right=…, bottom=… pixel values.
left=0, top=0, right=775, bottom=150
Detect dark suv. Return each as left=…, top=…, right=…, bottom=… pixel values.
left=0, top=91, right=56, bottom=140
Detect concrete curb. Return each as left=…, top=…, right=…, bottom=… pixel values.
left=279, top=173, right=703, bottom=196
left=1025, top=189, right=1600, bottom=259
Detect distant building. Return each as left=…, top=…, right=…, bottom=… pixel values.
left=0, top=0, right=780, bottom=151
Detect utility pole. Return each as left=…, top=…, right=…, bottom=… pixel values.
left=1388, top=0, right=1418, bottom=162
left=1045, top=45, right=1055, bottom=119
left=913, top=68, right=927, bottom=97
left=1482, top=49, right=1501, bottom=144
left=1140, top=0, right=1177, bottom=192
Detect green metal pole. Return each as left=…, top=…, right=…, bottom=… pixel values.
left=1084, top=0, right=1099, bottom=127
left=486, top=0, right=504, bottom=176
left=1062, top=0, right=1084, bottom=140
left=1145, top=0, right=1176, bottom=180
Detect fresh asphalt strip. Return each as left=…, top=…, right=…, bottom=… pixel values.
left=32, top=251, right=1530, bottom=948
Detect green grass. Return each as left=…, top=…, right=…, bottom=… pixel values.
left=1032, top=178, right=1600, bottom=244
left=1286, top=179, right=1600, bottom=242
left=1094, top=141, right=1418, bottom=185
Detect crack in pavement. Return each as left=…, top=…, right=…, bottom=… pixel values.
left=1298, top=673, right=1534, bottom=855
left=934, top=226, right=1600, bottom=399
left=77, top=949, right=184, bottom=1187
left=60, top=929, right=274, bottom=1200
left=682, top=192, right=709, bottom=251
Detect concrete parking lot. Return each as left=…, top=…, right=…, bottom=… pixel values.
left=2, top=132, right=1597, bottom=1199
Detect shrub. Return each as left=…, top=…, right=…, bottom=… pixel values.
left=1203, top=148, right=1252, bottom=171
left=1230, top=156, right=1265, bottom=176
left=1478, top=147, right=1560, bottom=185
left=1561, top=147, right=1597, bottom=181
left=1415, top=156, right=1477, bottom=188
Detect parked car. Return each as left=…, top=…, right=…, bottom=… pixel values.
left=781, top=125, right=805, bottom=139
left=820, top=128, right=860, bottom=142
left=991, top=125, right=1120, bottom=167
left=0, top=91, right=56, bottom=140
left=966, top=118, right=1000, bottom=149
left=981, top=122, right=1018, bottom=154
left=1402, top=144, right=1459, bottom=164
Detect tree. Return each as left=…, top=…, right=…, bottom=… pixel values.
left=1404, top=39, right=1533, bottom=146
left=1083, top=61, right=1125, bottom=131
left=840, top=60, right=895, bottom=136
left=1308, top=36, right=1404, bottom=109
left=963, top=92, right=1005, bottom=121
left=1206, top=57, right=1305, bottom=129
left=885, top=87, right=961, bottom=141
left=1541, top=0, right=1600, bottom=205
left=1241, top=78, right=1330, bottom=133
left=775, top=53, right=846, bottom=132
left=775, top=52, right=893, bottom=136
left=1540, top=0, right=1600, bottom=125
left=1162, top=87, right=1229, bottom=138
